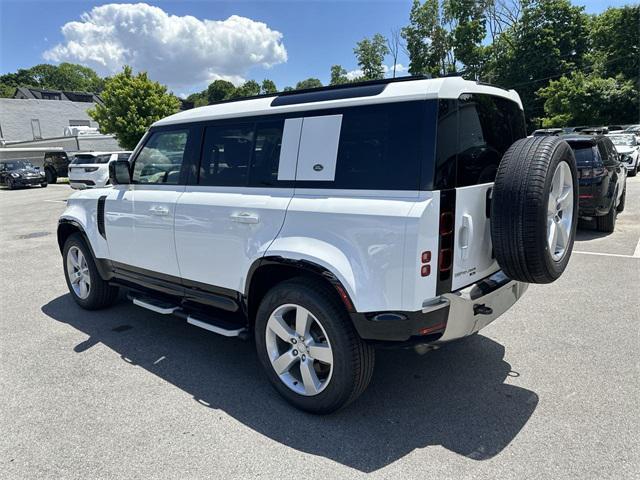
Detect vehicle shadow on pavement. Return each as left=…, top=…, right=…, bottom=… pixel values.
left=42, top=294, right=539, bottom=473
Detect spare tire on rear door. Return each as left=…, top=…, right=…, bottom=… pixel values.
left=491, top=136, right=578, bottom=284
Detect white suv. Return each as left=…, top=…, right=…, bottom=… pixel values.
left=68, top=151, right=132, bottom=189
left=58, top=77, right=578, bottom=413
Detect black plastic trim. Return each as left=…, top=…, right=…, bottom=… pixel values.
left=97, top=195, right=107, bottom=239
left=271, top=84, right=386, bottom=107
left=57, top=219, right=112, bottom=280
left=350, top=306, right=448, bottom=342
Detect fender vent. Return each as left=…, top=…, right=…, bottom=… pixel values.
left=97, top=196, right=107, bottom=239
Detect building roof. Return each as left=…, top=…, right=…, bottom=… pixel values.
left=155, top=76, right=522, bottom=128
left=14, top=87, right=103, bottom=105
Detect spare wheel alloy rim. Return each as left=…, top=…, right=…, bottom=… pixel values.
left=265, top=303, right=334, bottom=396
left=547, top=161, right=574, bottom=262
left=67, top=246, right=91, bottom=299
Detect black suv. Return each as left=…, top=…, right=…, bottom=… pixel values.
left=564, top=135, right=627, bottom=232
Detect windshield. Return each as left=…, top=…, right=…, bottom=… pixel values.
left=71, top=154, right=112, bottom=165
left=2, top=161, right=34, bottom=170
left=609, top=135, right=636, bottom=146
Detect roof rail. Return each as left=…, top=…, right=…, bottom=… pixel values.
left=204, top=75, right=432, bottom=108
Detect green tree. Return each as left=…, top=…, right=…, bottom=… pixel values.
left=88, top=66, right=180, bottom=150
left=402, top=0, right=452, bottom=76
left=186, top=90, right=208, bottom=108
left=330, top=65, right=349, bottom=85
left=588, top=5, right=640, bottom=83
left=484, top=0, right=589, bottom=126
left=443, top=0, right=488, bottom=78
left=232, top=80, right=261, bottom=98
left=261, top=79, right=278, bottom=94
left=353, top=33, right=390, bottom=80
left=0, top=83, right=16, bottom=98
left=295, top=78, right=323, bottom=89
left=538, top=72, right=640, bottom=127
left=207, top=79, right=236, bottom=103
left=0, top=63, right=104, bottom=92
left=282, top=86, right=294, bottom=92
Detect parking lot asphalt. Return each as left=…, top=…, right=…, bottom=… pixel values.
left=1, top=180, right=638, bottom=480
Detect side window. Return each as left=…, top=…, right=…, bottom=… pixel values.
left=332, top=102, right=424, bottom=190
left=132, top=129, right=189, bottom=184
left=597, top=141, right=614, bottom=166
left=249, top=121, right=284, bottom=187
left=117, top=153, right=131, bottom=162
left=199, top=124, right=254, bottom=186
left=604, top=140, right=618, bottom=165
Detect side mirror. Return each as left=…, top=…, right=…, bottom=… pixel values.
left=109, top=160, right=131, bottom=185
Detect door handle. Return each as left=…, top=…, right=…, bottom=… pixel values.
left=149, top=205, right=169, bottom=216
left=230, top=212, right=260, bottom=224
left=459, top=213, right=473, bottom=260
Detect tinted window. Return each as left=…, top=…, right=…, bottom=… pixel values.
left=572, top=146, right=595, bottom=166
left=71, top=154, right=111, bottom=165
left=199, top=125, right=254, bottom=186
left=117, top=153, right=131, bottom=161
left=132, top=130, right=189, bottom=184
left=435, top=95, right=526, bottom=188
left=249, top=121, right=284, bottom=187
left=330, top=102, right=425, bottom=190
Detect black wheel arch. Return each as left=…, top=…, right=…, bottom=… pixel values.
left=245, top=256, right=355, bottom=327
left=57, top=219, right=111, bottom=280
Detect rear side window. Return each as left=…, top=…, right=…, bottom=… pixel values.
left=333, top=102, right=425, bottom=190
left=132, top=129, right=189, bottom=184
left=199, top=124, right=254, bottom=187
left=249, top=121, right=284, bottom=187
left=435, top=94, right=526, bottom=188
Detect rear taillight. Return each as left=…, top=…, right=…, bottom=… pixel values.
left=578, top=167, right=606, bottom=178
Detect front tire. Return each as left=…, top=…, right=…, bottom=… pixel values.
left=63, top=233, right=118, bottom=309
left=41, top=182, right=48, bottom=188
left=255, top=278, right=374, bottom=414
left=45, top=168, right=57, bottom=184
left=616, top=187, right=626, bottom=213
left=7, top=178, right=15, bottom=190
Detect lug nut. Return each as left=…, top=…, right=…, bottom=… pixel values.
left=301, top=354, right=306, bottom=361
left=292, top=350, right=298, bottom=356
left=291, top=338, right=297, bottom=344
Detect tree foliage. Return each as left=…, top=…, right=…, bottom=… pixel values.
left=261, top=79, right=278, bottom=94
left=537, top=73, right=639, bottom=127
left=295, top=78, right=323, bottom=90
left=330, top=65, right=349, bottom=85
left=233, top=80, right=261, bottom=98
left=0, top=62, right=104, bottom=97
left=207, top=79, right=236, bottom=103
left=353, top=33, right=390, bottom=80
left=88, top=66, right=180, bottom=150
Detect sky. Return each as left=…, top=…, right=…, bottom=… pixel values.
left=0, top=0, right=632, bottom=97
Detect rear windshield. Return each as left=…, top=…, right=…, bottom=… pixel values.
left=572, top=146, right=595, bottom=166
left=71, top=154, right=111, bottom=165
left=435, top=94, right=526, bottom=189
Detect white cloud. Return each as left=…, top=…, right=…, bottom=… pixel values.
left=43, top=3, right=287, bottom=91
left=346, top=63, right=408, bottom=81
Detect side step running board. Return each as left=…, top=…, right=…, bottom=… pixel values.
left=129, top=294, right=248, bottom=339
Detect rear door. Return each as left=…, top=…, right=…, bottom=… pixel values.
left=174, top=119, right=294, bottom=293
left=449, top=94, right=526, bottom=290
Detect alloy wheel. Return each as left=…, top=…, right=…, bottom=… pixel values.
left=546, top=161, right=574, bottom=261
left=66, top=246, right=91, bottom=299
left=265, top=303, right=334, bottom=396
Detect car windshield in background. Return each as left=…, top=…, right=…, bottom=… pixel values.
left=71, top=154, right=111, bottom=165
left=2, top=161, right=33, bottom=170
left=609, top=135, right=636, bottom=146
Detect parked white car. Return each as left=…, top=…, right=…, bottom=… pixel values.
left=57, top=77, right=578, bottom=413
left=68, top=151, right=132, bottom=189
left=608, top=134, right=639, bottom=176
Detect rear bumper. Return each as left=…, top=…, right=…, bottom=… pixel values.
left=351, top=270, right=528, bottom=344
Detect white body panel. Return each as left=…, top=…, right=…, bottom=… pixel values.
left=267, top=189, right=421, bottom=312
left=174, top=186, right=293, bottom=292
left=451, top=183, right=499, bottom=290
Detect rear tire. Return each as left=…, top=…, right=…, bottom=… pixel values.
left=45, top=168, right=57, bottom=184
left=491, top=136, right=578, bottom=284
left=616, top=187, right=626, bottom=213
left=63, top=233, right=118, bottom=310
left=255, top=278, right=374, bottom=414
left=596, top=203, right=617, bottom=233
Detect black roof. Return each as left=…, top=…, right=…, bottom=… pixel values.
left=563, top=134, right=604, bottom=145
